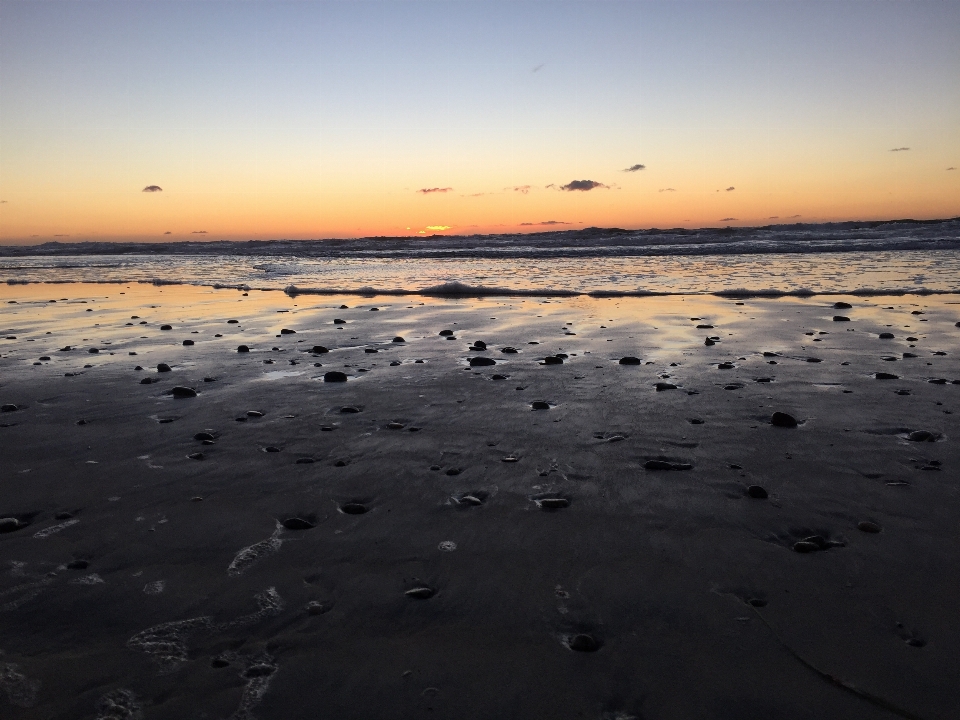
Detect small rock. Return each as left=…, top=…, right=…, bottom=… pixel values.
left=66, top=559, right=88, bottom=569
left=311, top=345, right=329, bottom=354
left=491, top=374, right=507, bottom=380
left=704, top=338, right=715, bottom=346
left=792, top=541, right=820, bottom=553
left=501, top=347, right=518, bottom=354
left=1, top=404, right=19, bottom=412
left=537, top=497, right=570, bottom=510
left=469, top=357, right=496, bottom=366
left=717, top=362, right=735, bottom=369
left=392, top=337, right=405, bottom=343
left=405, top=587, right=435, bottom=599
left=746, top=485, right=768, bottom=499
left=857, top=521, right=882, bottom=533
left=295, top=458, right=315, bottom=464
left=280, top=328, right=296, bottom=334
left=157, top=363, right=172, bottom=372
left=340, top=406, right=361, bottom=413
left=364, top=348, right=378, bottom=354
left=875, top=372, right=899, bottom=380
left=183, top=339, right=194, bottom=346
left=833, top=316, right=850, bottom=322
left=439, top=330, right=454, bottom=336
left=227, top=319, right=239, bottom=324
left=907, top=430, right=938, bottom=442
left=324, top=371, right=348, bottom=382
left=472, top=341, right=487, bottom=349
left=170, top=386, right=197, bottom=398
left=543, top=356, right=563, bottom=365
left=619, top=356, right=642, bottom=365
left=568, top=634, right=601, bottom=652
left=247, top=410, right=264, bottom=417
left=771, top=412, right=797, bottom=428
left=654, top=382, right=677, bottom=391
left=88, top=347, right=99, bottom=354
left=160, top=324, right=172, bottom=330
left=333, top=319, right=346, bottom=324
left=237, top=345, right=250, bottom=353
left=306, top=600, right=333, bottom=615
left=340, top=503, right=367, bottom=515
left=531, top=401, right=551, bottom=410
left=879, top=332, right=895, bottom=339
left=696, top=324, right=714, bottom=329
left=187, top=452, right=204, bottom=460
left=387, top=422, right=405, bottom=429
left=834, top=301, right=853, bottom=309
left=194, top=432, right=215, bottom=441
left=0, top=518, right=21, bottom=533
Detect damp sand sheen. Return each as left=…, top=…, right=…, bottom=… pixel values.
left=0, top=281, right=958, bottom=719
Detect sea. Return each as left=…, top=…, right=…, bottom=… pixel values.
left=2, top=219, right=959, bottom=298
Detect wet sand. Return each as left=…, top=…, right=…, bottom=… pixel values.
left=1, top=283, right=959, bottom=720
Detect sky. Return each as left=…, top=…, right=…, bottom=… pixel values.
left=0, top=0, right=958, bottom=243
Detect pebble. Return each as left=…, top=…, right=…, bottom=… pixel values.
left=66, top=560, right=88, bottom=570
left=237, top=345, right=250, bottom=353
left=188, top=452, right=204, bottom=460
left=879, top=332, right=895, bottom=339
left=696, top=324, right=714, bottom=329
left=834, top=301, right=853, bottom=309
left=501, top=347, right=518, bottom=354
left=543, top=356, right=563, bottom=365
left=1, top=404, right=19, bottom=412
left=247, top=410, right=264, bottom=417
left=459, top=495, right=483, bottom=506
left=491, top=374, right=508, bottom=380
left=392, top=337, right=405, bottom=343
left=311, top=346, right=329, bottom=354
left=907, top=430, right=938, bottom=442
left=88, top=347, right=99, bottom=353
left=746, top=485, right=768, bottom=499
left=704, top=338, right=715, bottom=346
left=280, top=328, right=296, bottom=334
left=170, top=386, right=198, bottom=398
left=771, top=412, right=798, bottom=428
left=689, top=418, right=704, bottom=424
left=717, top=362, right=735, bottom=369
left=531, top=401, right=551, bottom=410
left=340, top=406, right=361, bottom=413
left=339, top=501, right=370, bottom=515
left=903, top=352, right=918, bottom=358
left=194, top=432, right=216, bottom=441
left=139, top=378, right=156, bottom=384
left=792, top=540, right=821, bottom=553
left=472, top=341, right=487, bottom=349
left=282, top=517, right=315, bottom=530
left=334, top=319, right=346, bottom=324
left=439, top=330, right=454, bottom=336
left=654, top=382, right=677, bottom=391
left=833, top=316, right=850, bottom=322
left=264, top=446, right=281, bottom=453
left=806, top=357, right=822, bottom=363
left=0, top=518, right=21, bottom=533
left=875, top=372, right=899, bottom=380
left=306, top=600, right=333, bottom=615
left=228, top=319, right=239, bottom=324
left=619, top=356, right=642, bottom=365
left=537, top=497, right=570, bottom=510
left=405, top=587, right=435, bottom=599
left=183, top=339, right=194, bottom=346
left=857, top=520, right=882, bottom=533
left=568, top=634, right=601, bottom=652
left=160, top=325, right=172, bottom=330
left=324, top=371, right=348, bottom=382
left=469, top=357, right=496, bottom=366
left=157, top=363, right=172, bottom=372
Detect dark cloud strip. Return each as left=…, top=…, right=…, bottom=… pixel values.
left=142, top=185, right=163, bottom=192
left=417, top=187, right=453, bottom=194
left=623, top=164, right=645, bottom=172
left=560, top=180, right=607, bottom=192
left=889, top=147, right=910, bottom=152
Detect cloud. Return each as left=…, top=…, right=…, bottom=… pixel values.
left=889, top=147, right=910, bottom=152
left=417, top=187, right=453, bottom=194
left=164, top=231, right=172, bottom=234
left=0, top=200, right=7, bottom=204
left=560, top=180, right=607, bottom=192
left=719, top=218, right=738, bottom=222
left=725, top=186, right=735, bottom=191
left=769, top=216, right=779, bottom=219
left=192, top=230, right=207, bottom=234
left=658, top=188, right=676, bottom=193
left=511, top=185, right=532, bottom=194
left=142, top=185, right=163, bottom=192
left=532, top=63, right=545, bottom=73
left=54, top=234, right=69, bottom=237
left=623, top=164, right=646, bottom=173
left=788, top=214, right=801, bottom=218
left=519, top=220, right=570, bottom=226
left=465, top=192, right=489, bottom=197
left=425, top=225, right=451, bottom=231
left=948, top=167, right=956, bottom=171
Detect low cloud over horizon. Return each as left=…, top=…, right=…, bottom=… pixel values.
left=559, top=180, right=607, bottom=192
left=725, top=186, right=735, bottom=191
left=623, top=164, right=645, bottom=172
left=720, top=217, right=738, bottom=222
left=889, top=147, right=910, bottom=152
left=659, top=188, right=676, bottom=192
left=519, top=220, right=570, bottom=226
left=142, top=185, right=163, bottom=192
left=417, top=187, right=452, bottom=194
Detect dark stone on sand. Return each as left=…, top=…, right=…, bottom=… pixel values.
left=334, top=319, right=346, bottom=324
left=387, top=422, right=405, bottom=429
left=762, top=351, right=778, bottom=357
left=834, top=301, right=853, bottom=309
left=66, top=560, right=89, bottom=569
left=746, top=485, right=768, bottom=499
left=907, top=430, right=938, bottom=442
left=59, top=346, right=72, bottom=351
left=531, top=401, right=551, bottom=410
left=619, top=356, right=642, bottom=365
left=340, top=305, right=349, bottom=309
left=237, top=345, right=250, bottom=353
left=655, top=382, right=677, bottom=391
left=364, top=348, right=378, bottom=354
left=39, top=356, right=50, bottom=361
left=211, top=658, right=231, bottom=668
left=340, top=406, right=361, bottom=413
left=282, top=517, right=315, bottom=530
left=227, top=319, right=239, bottom=324
left=439, top=330, right=454, bottom=336
left=472, top=341, right=487, bottom=349
left=543, top=356, right=563, bottom=365
left=724, top=383, right=744, bottom=390
left=903, top=352, right=918, bottom=358
left=875, top=372, right=899, bottom=380
left=247, top=410, right=264, bottom=417
left=771, top=412, right=798, bottom=428
left=806, top=357, right=822, bottom=363
left=858, top=520, right=882, bottom=533
left=340, top=503, right=368, bottom=515
left=392, top=337, right=405, bottom=343
left=88, top=347, right=99, bottom=353
left=311, top=346, right=329, bottom=354
left=538, top=497, right=570, bottom=510
left=160, top=325, right=172, bottom=331
left=405, top=587, right=435, bottom=599
left=501, top=347, right=518, bottom=354
left=182, top=339, right=194, bottom=346
left=334, top=460, right=348, bottom=467
left=187, top=452, right=204, bottom=460
left=306, top=600, right=333, bottom=615
left=879, top=332, right=895, bottom=339
left=491, top=374, right=507, bottom=380
left=568, top=634, right=601, bottom=652
left=704, top=338, right=715, bottom=346
left=194, top=432, right=215, bottom=441
left=717, top=362, right=735, bottom=369
left=696, top=324, right=714, bottom=329
left=833, top=316, right=850, bottom=322
left=929, top=378, right=947, bottom=384
left=324, top=371, right=348, bottom=382
left=459, top=494, right=484, bottom=506
left=689, top=418, right=704, bottom=424
left=644, top=460, right=673, bottom=470
left=264, top=446, right=281, bottom=453
left=747, top=598, right=767, bottom=608
left=170, top=386, right=197, bottom=398
left=469, top=357, right=496, bottom=367
left=445, top=468, right=461, bottom=476
left=0, top=518, right=21, bottom=533
left=280, top=328, right=296, bottom=334
left=1, top=404, right=19, bottom=412
left=157, top=363, right=172, bottom=372
left=793, top=541, right=820, bottom=553
left=139, top=378, right=155, bottom=384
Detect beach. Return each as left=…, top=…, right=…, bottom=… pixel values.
left=1, top=281, right=958, bottom=719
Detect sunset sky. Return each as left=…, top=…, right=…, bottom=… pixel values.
left=1, top=0, right=958, bottom=243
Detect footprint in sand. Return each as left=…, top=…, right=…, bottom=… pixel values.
left=228, top=522, right=285, bottom=576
